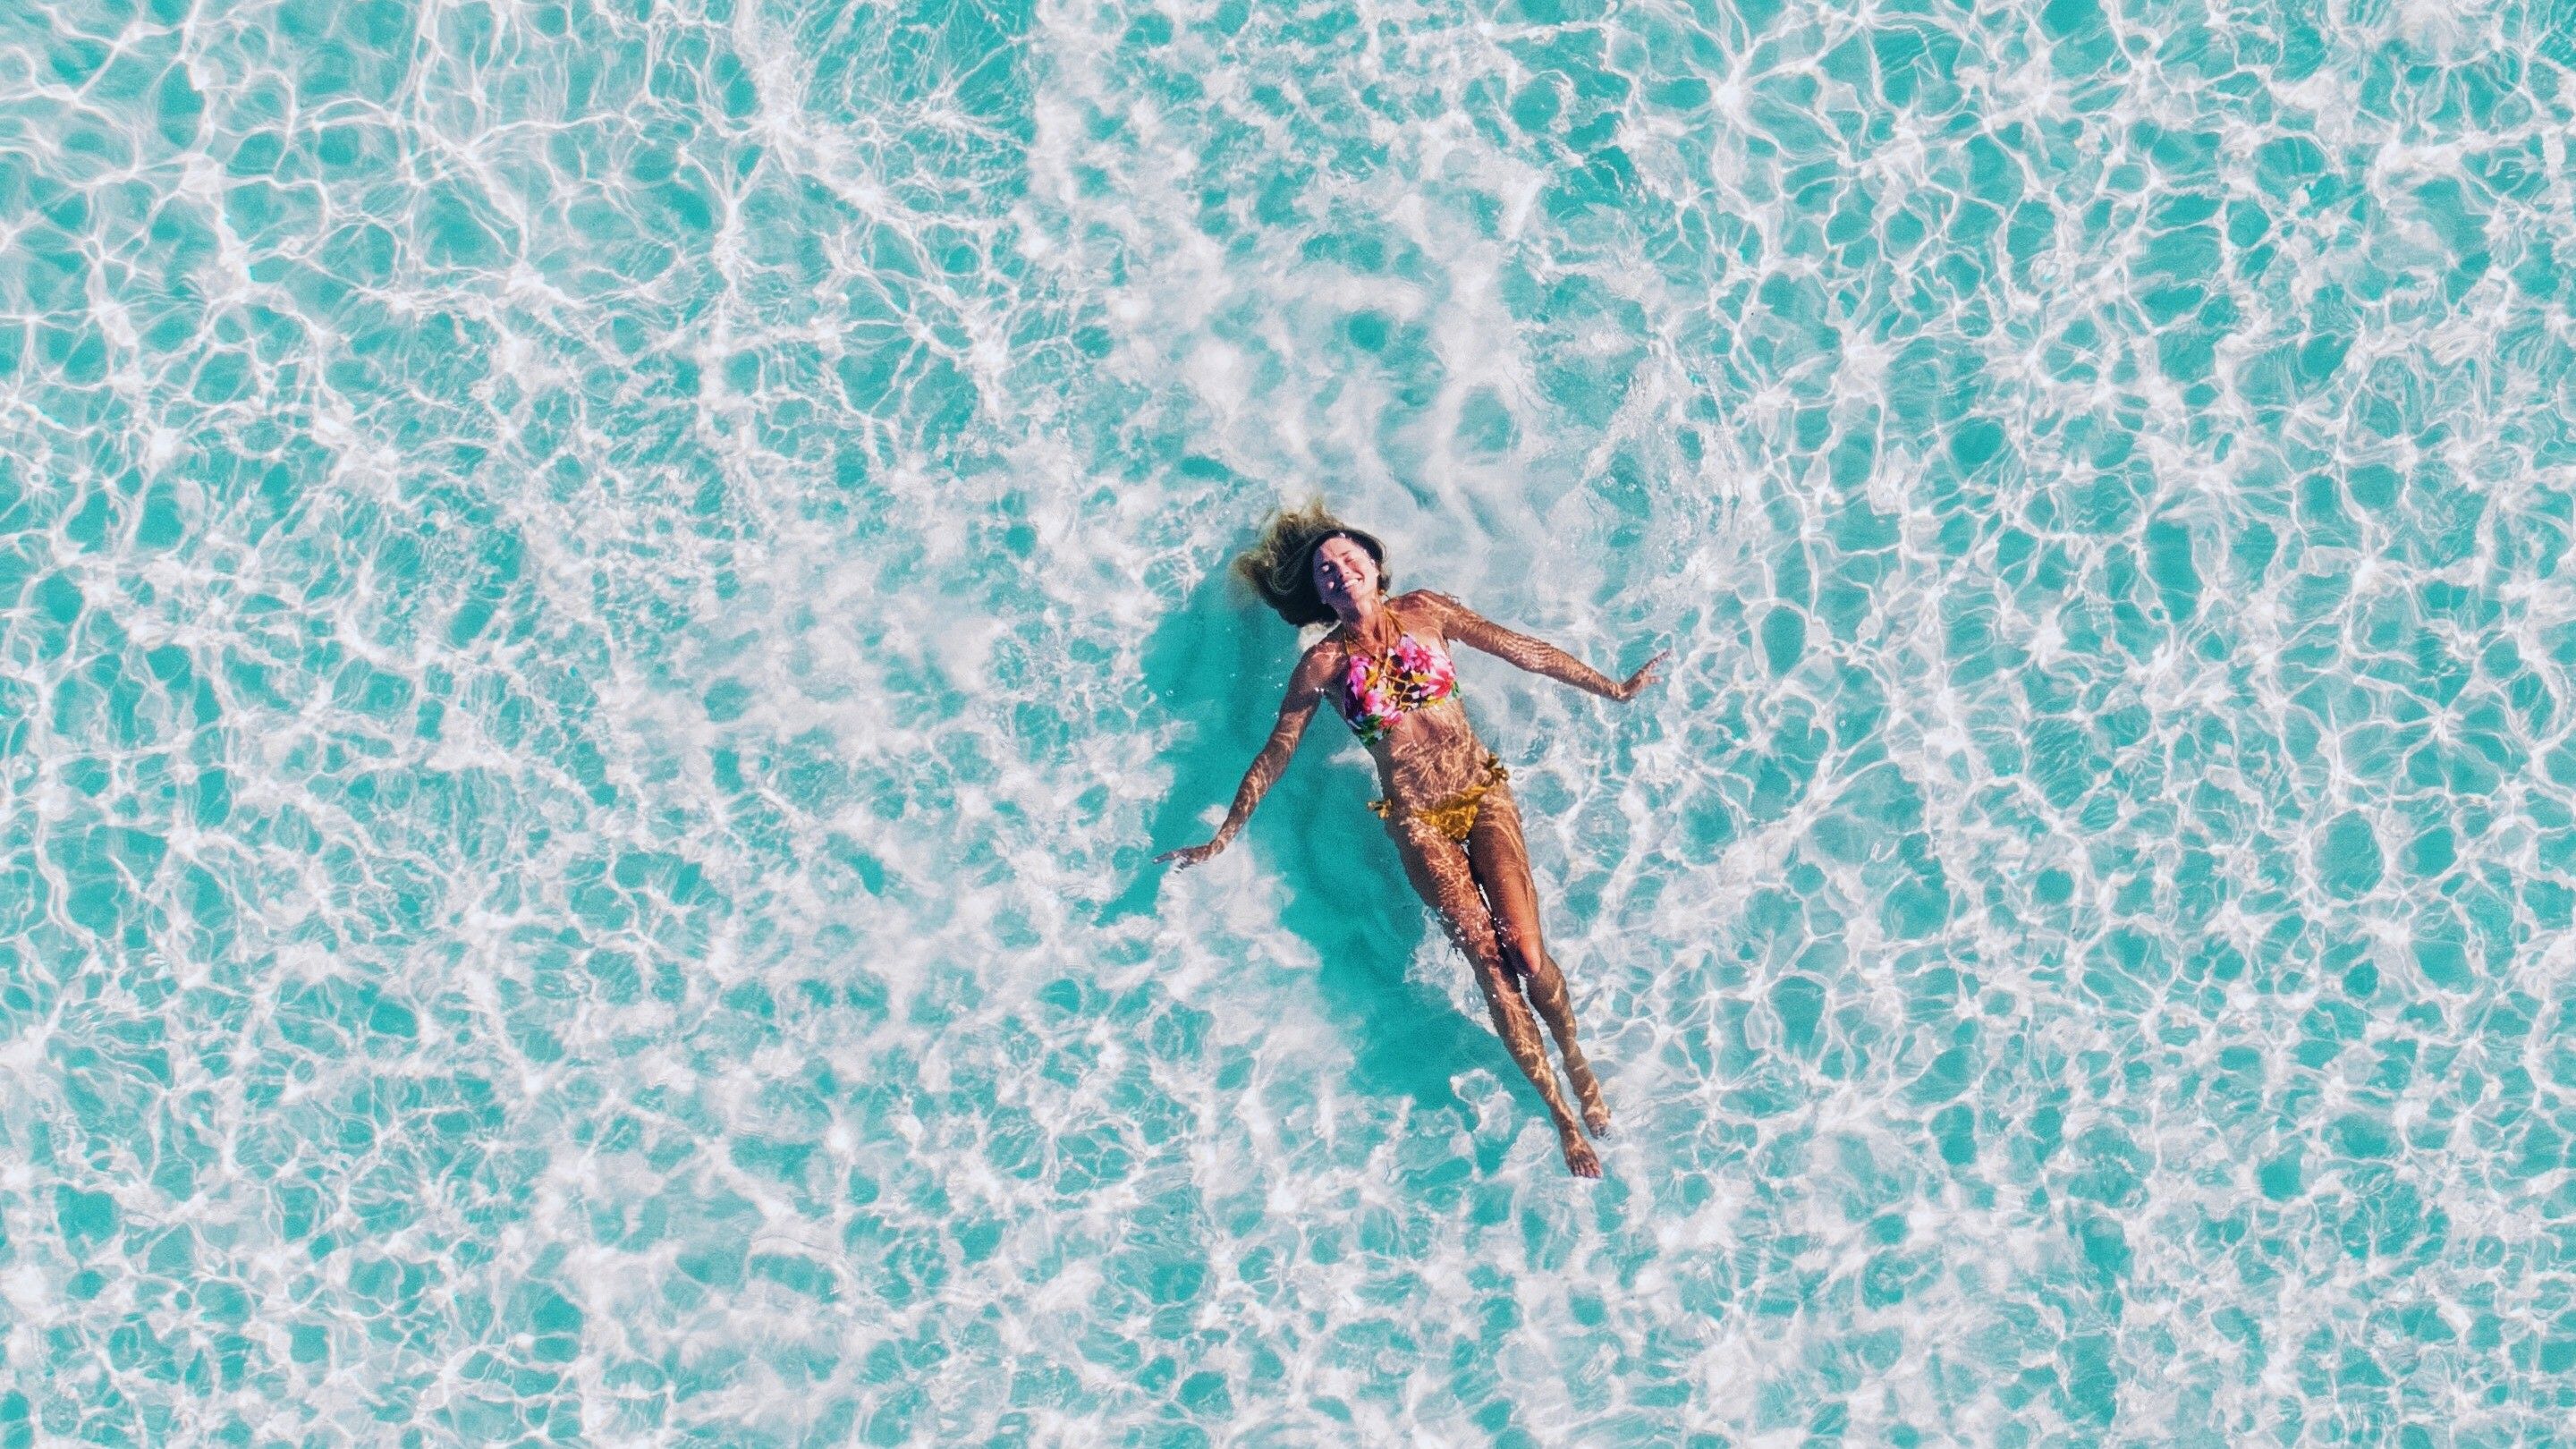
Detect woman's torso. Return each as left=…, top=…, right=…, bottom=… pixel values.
left=1326, top=599, right=1494, bottom=807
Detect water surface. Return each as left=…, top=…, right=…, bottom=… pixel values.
left=4, top=0, right=2574, bottom=1443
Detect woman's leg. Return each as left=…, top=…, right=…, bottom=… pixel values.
left=1386, top=817, right=1601, bottom=1178
left=1464, top=786, right=1611, bottom=1137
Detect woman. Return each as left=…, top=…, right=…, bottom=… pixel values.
left=1157, top=503, right=1665, bottom=1178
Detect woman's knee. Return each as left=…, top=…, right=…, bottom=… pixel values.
left=1419, top=885, right=1508, bottom=973
left=1473, top=962, right=1539, bottom=1022
left=1445, top=919, right=1509, bottom=978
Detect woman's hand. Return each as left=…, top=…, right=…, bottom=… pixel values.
left=1156, top=836, right=1230, bottom=869
left=1612, top=650, right=1670, bottom=701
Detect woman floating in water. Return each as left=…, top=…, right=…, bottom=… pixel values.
left=1157, top=504, right=1665, bottom=1177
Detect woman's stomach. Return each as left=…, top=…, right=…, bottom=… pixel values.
left=1365, top=699, right=1492, bottom=806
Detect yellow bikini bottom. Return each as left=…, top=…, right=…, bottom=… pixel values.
left=1369, top=755, right=1510, bottom=842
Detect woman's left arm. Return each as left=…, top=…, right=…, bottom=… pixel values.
left=1425, top=593, right=1667, bottom=701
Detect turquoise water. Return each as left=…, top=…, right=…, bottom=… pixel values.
left=4, top=0, right=2575, bottom=1441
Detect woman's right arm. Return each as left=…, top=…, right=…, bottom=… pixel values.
left=1157, top=648, right=1333, bottom=869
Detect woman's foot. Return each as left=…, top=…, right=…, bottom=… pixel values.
left=1560, top=1127, right=1602, bottom=1178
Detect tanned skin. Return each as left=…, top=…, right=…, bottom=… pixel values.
left=1158, top=536, right=1665, bottom=1178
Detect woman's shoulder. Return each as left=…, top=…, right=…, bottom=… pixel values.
left=1295, top=632, right=1352, bottom=673
left=1394, top=590, right=1467, bottom=632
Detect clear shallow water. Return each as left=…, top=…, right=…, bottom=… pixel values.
left=4, top=0, right=2574, bottom=1442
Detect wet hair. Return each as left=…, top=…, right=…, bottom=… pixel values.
left=1232, top=499, right=1390, bottom=627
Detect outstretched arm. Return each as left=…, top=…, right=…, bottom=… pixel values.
left=1426, top=592, right=1666, bottom=701
left=1157, top=648, right=1333, bottom=869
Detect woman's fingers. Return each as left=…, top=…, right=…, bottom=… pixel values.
left=1621, top=649, right=1670, bottom=699
left=1157, top=841, right=1219, bottom=868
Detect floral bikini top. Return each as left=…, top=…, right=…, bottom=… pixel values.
left=1336, top=632, right=1459, bottom=745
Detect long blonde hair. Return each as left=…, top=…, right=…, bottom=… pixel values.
left=1233, top=500, right=1390, bottom=626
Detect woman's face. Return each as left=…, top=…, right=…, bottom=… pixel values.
left=1310, top=535, right=1380, bottom=616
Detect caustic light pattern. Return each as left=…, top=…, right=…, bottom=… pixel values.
left=3, top=0, right=2574, bottom=1444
